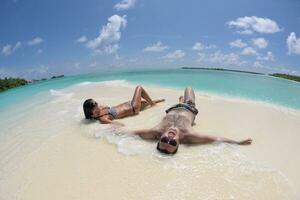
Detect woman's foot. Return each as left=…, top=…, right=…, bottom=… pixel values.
left=153, top=99, right=165, bottom=105
left=141, top=99, right=165, bottom=109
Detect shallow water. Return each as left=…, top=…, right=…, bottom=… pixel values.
left=1, top=80, right=299, bottom=199
left=1, top=69, right=300, bottom=112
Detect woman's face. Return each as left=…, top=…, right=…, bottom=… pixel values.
left=90, top=100, right=100, bottom=119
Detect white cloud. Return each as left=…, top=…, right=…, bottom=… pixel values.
left=0, top=67, right=17, bottom=78
left=86, top=15, right=127, bottom=54
left=197, top=51, right=246, bottom=67
left=89, top=62, right=97, bottom=67
left=0, top=67, right=6, bottom=77
left=227, top=16, right=281, bottom=34
left=279, top=68, right=298, bottom=75
left=1, top=45, right=12, bottom=56
left=27, top=37, right=44, bottom=46
left=0, top=65, right=50, bottom=79
left=265, top=51, right=275, bottom=61
left=1, top=38, right=44, bottom=57
left=73, top=62, right=81, bottom=69
left=229, top=39, right=247, bottom=48
left=76, top=35, right=87, bottom=43
left=114, top=0, right=136, bottom=11
left=252, top=61, right=271, bottom=69
left=24, top=65, right=49, bottom=79
left=287, top=32, right=300, bottom=55
left=257, top=51, right=274, bottom=61
left=103, top=44, right=120, bottom=54
left=37, top=49, right=43, bottom=54
left=253, top=61, right=263, bottom=68
left=164, top=50, right=185, bottom=60
left=143, top=41, right=168, bottom=52
left=237, top=29, right=254, bottom=35
left=192, top=42, right=204, bottom=50
left=192, top=42, right=216, bottom=51
left=14, top=41, right=22, bottom=50
left=1, top=41, right=22, bottom=56
left=252, top=38, right=268, bottom=49
left=240, top=47, right=257, bottom=56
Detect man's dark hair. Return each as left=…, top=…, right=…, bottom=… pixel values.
left=156, top=142, right=178, bottom=155
left=83, top=99, right=96, bottom=119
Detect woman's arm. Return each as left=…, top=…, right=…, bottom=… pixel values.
left=99, top=117, right=125, bottom=127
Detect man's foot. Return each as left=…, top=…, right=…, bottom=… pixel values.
left=179, top=96, right=183, bottom=103
left=238, top=138, right=252, bottom=145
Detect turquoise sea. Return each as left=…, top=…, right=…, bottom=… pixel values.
left=1, top=69, right=300, bottom=112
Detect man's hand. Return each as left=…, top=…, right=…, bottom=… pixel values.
left=238, top=138, right=252, bottom=145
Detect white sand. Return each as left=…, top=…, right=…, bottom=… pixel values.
left=1, top=81, right=300, bottom=199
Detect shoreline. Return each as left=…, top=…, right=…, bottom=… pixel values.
left=94, top=80, right=300, bottom=115
left=1, top=78, right=300, bottom=116
left=181, top=67, right=300, bottom=83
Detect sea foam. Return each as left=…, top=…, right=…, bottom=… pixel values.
left=76, top=79, right=128, bottom=86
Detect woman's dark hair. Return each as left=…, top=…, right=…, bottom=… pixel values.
left=83, top=99, right=97, bottom=119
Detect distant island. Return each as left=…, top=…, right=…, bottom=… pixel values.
left=30, top=75, right=65, bottom=83
left=51, top=75, right=64, bottom=79
left=0, top=78, right=28, bottom=92
left=0, top=75, right=65, bottom=93
left=270, top=73, right=300, bottom=82
left=182, top=67, right=300, bottom=83
left=181, top=67, right=265, bottom=75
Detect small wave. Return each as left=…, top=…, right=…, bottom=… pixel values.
left=76, top=80, right=128, bottom=87
left=101, top=80, right=128, bottom=86
left=94, top=126, right=154, bottom=156
left=49, top=89, right=74, bottom=104
left=76, top=81, right=93, bottom=86
left=49, top=89, right=73, bottom=97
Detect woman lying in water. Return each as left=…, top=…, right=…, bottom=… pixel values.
left=83, top=85, right=165, bottom=125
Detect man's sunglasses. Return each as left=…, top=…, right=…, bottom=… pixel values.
left=160, top=137, right=177, bottom=147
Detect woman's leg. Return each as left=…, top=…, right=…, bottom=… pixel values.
left=140, top=99, right=165, bottom=110
left=131, top=85, right=155, bottom=113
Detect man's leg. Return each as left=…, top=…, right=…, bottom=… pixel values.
left=183, top=87, right=196, bottom=106
left=183, top=87, right=197, bottom=124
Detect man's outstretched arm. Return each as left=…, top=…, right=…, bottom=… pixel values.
left=133, top=129, right=161, bottom=140
left=181, top=132, right=252, bottom=145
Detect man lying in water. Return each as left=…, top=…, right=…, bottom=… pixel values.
left=133, top=87, right=252, bottom=154
left=83, top=85, right=164, bottom=125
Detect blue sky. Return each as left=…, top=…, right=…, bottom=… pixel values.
left=1, top=0, right=300, bottom=79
